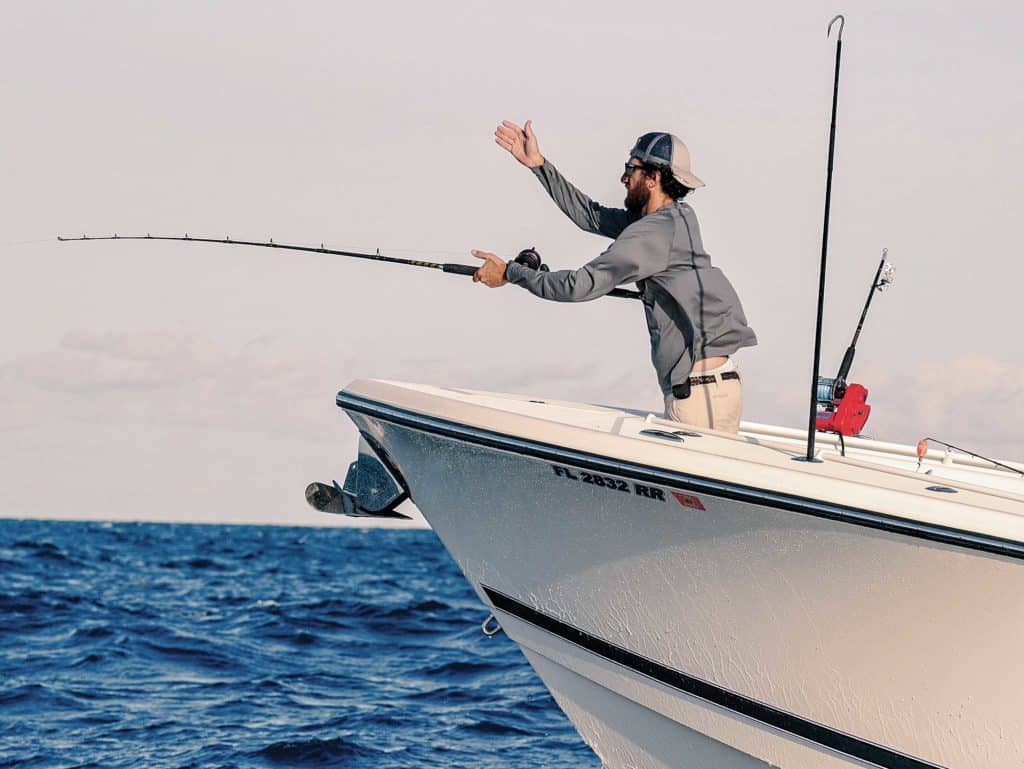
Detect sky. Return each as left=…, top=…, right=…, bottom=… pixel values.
left=1, top=1, right=1022, bottom=526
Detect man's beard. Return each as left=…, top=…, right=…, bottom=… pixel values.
left=625, top=184, right=649, bottom=215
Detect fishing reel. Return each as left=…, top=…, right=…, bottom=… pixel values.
left=815, top=376, right=870, bottom=437
left=514, top=247, right=549, bottom=272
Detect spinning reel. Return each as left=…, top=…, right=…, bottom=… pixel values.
left=513, top=247, right=549, bottom=272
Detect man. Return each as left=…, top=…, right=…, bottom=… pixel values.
left=472, top=120, right=757, bottom=434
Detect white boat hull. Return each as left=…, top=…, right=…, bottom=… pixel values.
left=338, top=380, right=1024, bottom=769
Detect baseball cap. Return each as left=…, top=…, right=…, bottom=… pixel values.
left=628, top=132, right=705, bottom=189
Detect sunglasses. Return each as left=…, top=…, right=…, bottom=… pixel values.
left=622, top=162, right=645, bottom=177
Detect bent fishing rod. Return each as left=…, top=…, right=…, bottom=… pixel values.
left=56, top=234, right=643, bottom=300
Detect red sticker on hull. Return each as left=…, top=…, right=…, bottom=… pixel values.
left=672, top=492, right=706, bottom=510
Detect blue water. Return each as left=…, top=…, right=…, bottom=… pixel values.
left=0, top=521, right=601, bottom=768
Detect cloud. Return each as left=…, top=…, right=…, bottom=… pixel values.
left=0, top=330, right=339, bottom=441
left=861, top=353, right=1024, bottom=459
left=9, top=330, right=222, bottom=393
left=0, top=327, right=646, bottom=441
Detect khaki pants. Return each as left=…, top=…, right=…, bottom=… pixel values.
left=664, top=358, right=743, bottom=434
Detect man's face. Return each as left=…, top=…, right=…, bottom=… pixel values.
left=623, top=156, right=649, bottom=214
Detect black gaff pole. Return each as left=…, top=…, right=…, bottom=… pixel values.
left=56, top=234, right=643, bottom=300
left=803, top=14, right=845, bottom=463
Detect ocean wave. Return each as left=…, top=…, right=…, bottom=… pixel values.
left=252, top=735, right=387, bottom=765
left=0, top=521, right=599, bottom=769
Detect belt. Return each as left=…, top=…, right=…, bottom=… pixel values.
left=671, top=370, right=740, bottom=400
left=690, top=371, right=740, bottom=386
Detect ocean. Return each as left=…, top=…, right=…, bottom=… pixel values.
left=0, top=521, right=601, bottom=768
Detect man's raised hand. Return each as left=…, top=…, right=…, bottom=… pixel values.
left=494, top=119, right=544, bottom=169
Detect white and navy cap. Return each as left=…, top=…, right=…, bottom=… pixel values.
left=628, top=132, right=705, bottom=189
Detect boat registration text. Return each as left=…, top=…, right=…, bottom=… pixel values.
left=551, top=464, right=666, bottom=501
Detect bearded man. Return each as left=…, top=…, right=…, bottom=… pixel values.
left=472, top=121, right=757, bottom=434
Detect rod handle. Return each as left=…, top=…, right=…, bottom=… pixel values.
left=836, top=345, right=856, bottom=383
left=442, top=263, right=478, bottom=276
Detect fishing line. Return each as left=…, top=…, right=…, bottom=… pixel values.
left=0, top=238, right=56, bottom=246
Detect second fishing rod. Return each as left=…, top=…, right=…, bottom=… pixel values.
left=56, top=234, right=643, bottom=301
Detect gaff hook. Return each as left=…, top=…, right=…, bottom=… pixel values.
left=828, top=14, right=845, bottom=40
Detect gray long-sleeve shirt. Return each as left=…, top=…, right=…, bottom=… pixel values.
left=504, top=160, right=757, bottom=395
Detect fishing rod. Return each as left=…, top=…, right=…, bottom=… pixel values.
left=813, top=251, right=893, bottom=447
left=56, top=234, right=643, bottom=300
left=801, top=14, right=845, bottom=463
left=834, top=250, right=893, bottom=387
left=916, top=438, right=1024, bottom=478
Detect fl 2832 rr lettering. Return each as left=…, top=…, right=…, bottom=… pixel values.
left=551, top=464, right=666, bottom=501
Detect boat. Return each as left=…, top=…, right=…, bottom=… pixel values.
left=302, top=19, right=1024, bottom=768
left=316, top=378, right=1024, bottom=769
